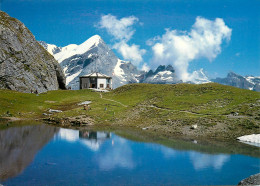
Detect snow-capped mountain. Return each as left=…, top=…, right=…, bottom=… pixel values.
left=38, top=41, right=61, bottom=55
left=141, top=66, right=211, bottom=85
left=141, top=65, right=181, bottom=84
left=40, top=35, right=142, bottom=89
left=211, top=72, right=260, bottom=91
left=189, top=69, right=211, bottom=84
left=40, top=35, right=259, bottom=91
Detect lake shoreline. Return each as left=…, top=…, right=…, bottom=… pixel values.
left=1, top=114, right=259, bottom=143
left=0, top=84, right=259, bottom=143
left=1, top=118, right=259, bottom=159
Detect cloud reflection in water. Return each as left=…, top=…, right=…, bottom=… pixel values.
left=189, top=152, right=230, bottom=170
left=95, top=137, right=136, bottom=171
left=56, top=128, right=136, bottom=170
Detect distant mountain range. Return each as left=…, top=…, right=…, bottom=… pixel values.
left=40, top=35, right=260, bottom=92
left=211, top=72, right=260, bottom=92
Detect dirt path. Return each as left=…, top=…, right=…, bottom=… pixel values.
left=99, top=93, right=128, bottom=107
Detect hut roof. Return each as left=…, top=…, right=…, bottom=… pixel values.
left=80, top=72, right=112, bottom=78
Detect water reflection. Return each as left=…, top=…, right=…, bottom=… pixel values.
left=56, top=128, right=111, bottom=151
left=1, top=126, right=259, bottom=185
left=0, top=125, right=58, bottom=181
left=95, top=137, right=135, bottom=171
left=189, top=152, right=230, bottom=170
left=148, top=144, right=231, bottom=170
left=55, top=128, right=135, bottom=170
left=57, top=128, right=79, bottom=142
left=80, top=130, right=111, bottom=151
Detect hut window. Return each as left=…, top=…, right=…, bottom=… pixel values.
left=107, top=84, right=110, bottom=88
left=100, top=84, right=104, bottom=88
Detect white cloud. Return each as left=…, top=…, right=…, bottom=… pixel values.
left=98, top=14, right=138, bottom=42
left=141, top=63, right=150, bottom=72
left=150, top=16, right=232, bottom=82
left=98, top=14, right=145, bottom=66
left=113, top=41, right=146, bottom=66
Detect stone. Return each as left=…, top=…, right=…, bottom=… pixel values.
left=49, top=109, right=62, bottom=113
left=190, top=124, right=198, bottom=129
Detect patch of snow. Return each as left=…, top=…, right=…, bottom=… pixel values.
left=45, top=44, right=58, bottom=55
left=63, top=66, right=68, bottom=74
left=66, top=69, right=82, bottom=85
left=245, top=76, right=256, bottom=85
left=54, top=35, right=102, bottom=63
left=158, top=71, right=172, bottom=76
left=49, top=109, right=62, bottom=113
left=114, top=59, right=127, bottom=82
left=237, top=134, right=260, bottom=147
left=78, top=101, right=92, bottom=105
left=131, top=73, right=140, bottom=83
left=249, top=87, right=253, bottom=90
left=70, top=57, right=81, bottom=62
left=153, top=71, right=173, bottom=81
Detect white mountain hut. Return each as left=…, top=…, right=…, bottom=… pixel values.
left=79, top=72, right=112, bottom=90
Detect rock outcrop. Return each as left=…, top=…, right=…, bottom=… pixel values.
left=0, top=11, right=66, bottom=93
left=238, top=173, right=260, bottom=185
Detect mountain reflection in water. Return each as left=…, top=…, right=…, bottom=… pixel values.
left=55, top=128, right=111, bottom=151
left=55, top=128, right=135, bottom=170
left=0, top=125, right=58, bottom=181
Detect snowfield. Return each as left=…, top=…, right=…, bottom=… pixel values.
left=237, top=134, right=260, bottom=147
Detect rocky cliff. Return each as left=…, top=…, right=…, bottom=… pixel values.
left=0, top=11, right=66, bottom=93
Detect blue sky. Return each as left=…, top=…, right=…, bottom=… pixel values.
left=1, top=0, right=259, bottom=78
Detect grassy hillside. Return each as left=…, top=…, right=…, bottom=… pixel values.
left=0, top=83, right=259, bottom=139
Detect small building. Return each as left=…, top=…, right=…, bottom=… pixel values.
left=79, top=72, right=112, bottom=89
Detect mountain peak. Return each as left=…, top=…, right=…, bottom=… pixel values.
left=53, top=35, right=105, bottom=63
left=81, top=35, right=103, bottom=47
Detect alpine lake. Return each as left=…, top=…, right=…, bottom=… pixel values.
left=0, top=121, right=259, bottom=186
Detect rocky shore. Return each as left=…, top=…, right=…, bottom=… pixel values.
left=238, top=173, right=260, bottom=185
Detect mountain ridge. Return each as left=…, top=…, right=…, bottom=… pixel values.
left=40, top=35, right=259, bottom=92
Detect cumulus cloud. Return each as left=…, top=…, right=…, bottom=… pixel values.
left=150, top=17, right=232, bottom=81
left=98, top=14, right=145, bottom=66
left=98, top=14, right=138, bottom=42
left=113, top=41, right=146, bottom=66
left=141, top=63, right=150, bottom=72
